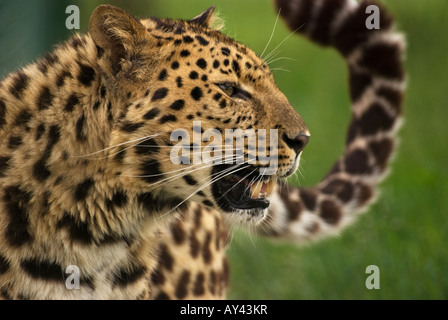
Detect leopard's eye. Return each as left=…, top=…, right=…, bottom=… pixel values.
left=216, top=83, right=252, bottom=100
left=218, top=83, right=235, bottom=97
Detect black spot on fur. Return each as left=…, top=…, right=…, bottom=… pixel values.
left=140, top=160, right=164, bottom=183
left=137, top=192, right=183, bottom=215
left=169, top=99, right=185, bottom=110
left=183, top=174, right=198, bottom=186
left=189, top=232, right=200, bottom=257
left=202, top=232, right=212, bottom=264
left=9, top=71, right=29, bottom=99
left=300, top=188, right=317, bottom=211
left=112, top=263, right=147, bottom=288
left=20, top=258, right=63, bottom=281
left=78, top=63, right=96, bottom=86
left=196, top=58, right=207, bottom=69
left=8, top=136, right=22, bottom=149
left=202, top=200, right=214, bottom=207
left=349, top=69, right=372, bottom=102
left=176, top=76, right=183, bottom=88
left=158, top=243, right=174, bottom=271
left=0, top=156, right=11, bottom=177
left=368, top=138, right=394, bottom=171
left=344, top=149, right=371, bottom=174
left=120, top=121, right=144, bottom=133
left=37, top=86, right=54, bottom=110
left=309, top=0, right=346, bottom=46
left=56, top=71, right=71, bottom=87
left=170, top=220, right=186, bottom=245
left=183, top=35, right=194, bottom=43
left=93, top=100, right=101, bottom=110
left=175, top=270, right=190, bottom=299
left=14, top=110, right=32, bottom=127
left=57, top=212, right=93, bottom=245
left=74, top=178, right=94, bottom=201
left=232, top=60, right=240, bottom=74
left=321, top=179, right=354, bottom=203
left=359, top=42, right=404, bottom=80
left=152, top=88, right=168, bottom=101
left=154, top=291, right=170, bottom=300
left=143, top=108, right=161, bottom=120
left=213, top=60, right=220, bottom=68
left=96, top=45, right=104, bottom=58
left=158, top=69, right=168, bottom=81
left=33, top=158, right=51, bottom=182
left=358, top=102, right=395, bottom=135
left=219, top=100, right=227, bottom=109
left=221, top=47, right=230, bottom=56
left=151, top=268, right=165, bottom=286
left=64, top=94, right=79, bottom=112
left=171, top=61, right=180, bottom=69
left=111, top=190, right=128, bottom=207
left=75, top=113, right=87, bottom=141
left=191, top=87, right=203, bottom=101
left=3, top=186, right=33, bottom=247
left=0, top=99, right=6, bottom=128
left=35, top=123, right=45, bottom=141
left=159, top=114, right=177, bottom=124
left=180, top=49, right=190, bottom=57
left=32, top=124, right=60, bottom=181
left=0, top=254, right=10, bottom=275
left=193, top=272, right=205, bottom=296
left=189, top=71, right=199, bottom=79
left=195, top=35, right=209, bottom=46
left=320, top=200, right=342, bottom=225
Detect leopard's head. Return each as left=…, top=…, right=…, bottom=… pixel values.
left=90, top=5, right=309, bottom=223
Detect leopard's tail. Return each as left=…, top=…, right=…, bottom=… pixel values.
left=259, top=0, right=406, bottom=243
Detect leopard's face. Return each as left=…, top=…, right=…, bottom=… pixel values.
left=91, top=6, right=309, bottom=223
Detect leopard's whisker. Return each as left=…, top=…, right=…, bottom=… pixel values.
left=217, top=166, right=258, bottom=203
left=72, top=133, right=162, bottom=159
left=123, top=151, right=244, bottom=179
left=137, top=154, right=245, bottom=191
left=260, top=8, right=281, bottom=59
left=157, top=164, right=251, bottom=220
left=263, top=23, right=305, bottom=63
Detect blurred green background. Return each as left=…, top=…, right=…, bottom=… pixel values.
left=1, top=0, right=447, bottom=299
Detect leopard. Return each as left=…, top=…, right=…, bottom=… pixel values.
left=0, top=0, right=405, bottom=300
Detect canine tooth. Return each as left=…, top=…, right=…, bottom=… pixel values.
left=265, top=178, right=277, bottom=196
left=250, top=181, right=262, bottom=199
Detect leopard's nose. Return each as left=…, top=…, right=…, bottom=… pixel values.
left=282, top=132, right=310, bottom=154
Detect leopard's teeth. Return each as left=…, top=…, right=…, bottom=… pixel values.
left=249, top=178, right=278, bottom=199
left=264, top=178, right=277, bottom=195
left=250, top=181, right=263, bottom=199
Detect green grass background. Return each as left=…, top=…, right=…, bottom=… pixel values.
left=1, top=0, right=447, bottom=299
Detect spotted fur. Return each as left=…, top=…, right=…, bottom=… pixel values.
left=0, top=0, right=404, bottom=300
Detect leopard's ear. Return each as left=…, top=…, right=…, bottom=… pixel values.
left=189, top=6, right=216, bottom=28
left=89, top=5, right=151, bottom=77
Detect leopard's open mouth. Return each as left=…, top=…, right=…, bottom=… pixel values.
left=211, top=164, right=278, bottom=213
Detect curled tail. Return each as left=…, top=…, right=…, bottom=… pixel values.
left=260, top=0, right=406, bottom=242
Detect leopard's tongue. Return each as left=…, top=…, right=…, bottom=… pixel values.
left=249, top=178, right=277, bottom=199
